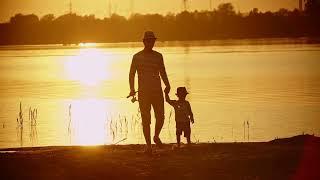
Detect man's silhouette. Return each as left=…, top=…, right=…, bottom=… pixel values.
left=129, top=31, right=170, bottom=153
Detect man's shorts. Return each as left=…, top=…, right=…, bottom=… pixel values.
left=138, top=92, right=164, bottom=125
left=176, top=121, right=191, bottom=137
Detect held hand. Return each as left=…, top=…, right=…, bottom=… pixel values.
left=191, top=119, right=194, bottom=124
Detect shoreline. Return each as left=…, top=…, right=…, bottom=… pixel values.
left=1, top=134, right=319, bottom=151
left=1, top=135, right=319, bottom=180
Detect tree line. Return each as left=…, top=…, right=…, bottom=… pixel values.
left=0, top=0, right=319, bottom=45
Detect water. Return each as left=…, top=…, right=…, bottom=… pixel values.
left=0, top=39, right=320, bottom=148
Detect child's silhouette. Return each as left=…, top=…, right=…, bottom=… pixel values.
left=165, top=87, right=194, bottom=147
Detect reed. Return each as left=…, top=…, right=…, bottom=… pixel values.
left=29, top=106, right=38, bottom=126
left=66, top=104, right=74, bottom=144
left=29, top=106, right=38, bottom=146
left=193, top=134, right=200, bottom=144
left=247, top=120, right=250, bottom=142
left=16, top=102, right=24, bottom=147
left=243, top=121, right=246, bottom=142
left=242, top=120, right=251, bottom=142
left=16, top=102, right=39, bottom=147
left=16, top=102, right=23, bottom=127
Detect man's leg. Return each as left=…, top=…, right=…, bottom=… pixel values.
left=186, top=135, right=191, bottom=144
left=154, top=117, right=164, bottom=139
left=177, top=135, right=181, bottom=147
left=143, top=123, right=151, bottom=148
left=138, top=94, right=152, bottom=149
left=152, top=93, right=165, bottom=140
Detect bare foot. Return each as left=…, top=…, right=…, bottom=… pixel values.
left=153, top=136, right=163, bottom=147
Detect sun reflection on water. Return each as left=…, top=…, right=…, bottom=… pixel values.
left=64, top=48, right=112, bottom=86
left=69, top=98, right=114, bottom=146
left=63, top=47, right=118, bottom=145
left=78, top=43, right=97, bottom=47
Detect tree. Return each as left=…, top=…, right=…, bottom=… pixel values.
left=249, top=8, right=259, bottom=16
left=305, top=0, right=320, bottom=16
left=217, top=3, right=236, bottom=16
left=40, top=14, right=55, bottom=22
left=276, top=8, right=290, bottom=16
left=10, top=14, right=39, bottom=24
left=0, top=2, right=319, bottom=45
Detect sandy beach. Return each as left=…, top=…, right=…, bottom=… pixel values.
left=0, top=135, right=319, bottom=180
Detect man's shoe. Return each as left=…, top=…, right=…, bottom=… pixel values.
left=153, top=136, right=163, bottom=147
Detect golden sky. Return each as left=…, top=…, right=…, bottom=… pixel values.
left=0, top=0, right=299, bottom=22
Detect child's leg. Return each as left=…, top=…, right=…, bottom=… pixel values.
left=186, top=124, right=191, bottom=144
left=176, top=123, right=182, bottom=147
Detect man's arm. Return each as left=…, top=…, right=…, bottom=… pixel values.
left=129, top=55, right=137, bottom=96
left=159, top=54, right=170, bottom=93
left=165, top=92, right=175, bottom=106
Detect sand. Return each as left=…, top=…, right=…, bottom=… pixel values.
left=0, top=135, right=319, bottom=180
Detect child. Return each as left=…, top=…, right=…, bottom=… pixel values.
left=165, top=87, right=194, bottom=147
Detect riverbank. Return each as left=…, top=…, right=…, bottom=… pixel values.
left=1, top=37, right=320, bottom=49
left=0, top=135, right=319, bottom=180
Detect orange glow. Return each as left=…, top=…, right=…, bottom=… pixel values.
left=64, top=48, right=112, bottom=86
left=78, top=43, right=97, bottom=47
left=70, top=99, right=113, bottom=145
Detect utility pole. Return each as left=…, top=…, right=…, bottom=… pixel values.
left=299, top=0, right=307, bottom=11
left=108, top=0, right=112, bottom=17
left=210, top=0, right=213, bottom=11
left=130, top=0, right=134, bottom=16
left=69, top=0, right=72, bottom=14
left=182, top=0, right=189, bottom=12
left=299, top=0, right=303, bottom=11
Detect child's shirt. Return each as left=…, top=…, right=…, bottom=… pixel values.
left=168, top=100, right=193, bottom=123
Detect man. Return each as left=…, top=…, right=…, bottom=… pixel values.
left=128, top=31, right=170, bottom=153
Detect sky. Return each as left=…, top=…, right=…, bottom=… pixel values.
left=0, top=0, right=300, bottom=22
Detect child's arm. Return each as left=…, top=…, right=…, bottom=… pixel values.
left=187, top=102, right=194, bottom=124
left=165, top=92, right=175, bottom=106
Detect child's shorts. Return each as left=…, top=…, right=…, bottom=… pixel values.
left=176, top=121, right=191, bottom=137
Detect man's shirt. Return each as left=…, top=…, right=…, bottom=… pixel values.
left=129, top=50, right=168, bottom=94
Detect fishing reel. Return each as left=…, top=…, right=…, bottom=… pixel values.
left=127, top=91, right=138, bottom=103
left=130, top=96, right=138, bottom=103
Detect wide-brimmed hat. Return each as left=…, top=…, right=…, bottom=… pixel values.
left=143, top=31, right=157, bottom=40
left=176, top=87, right=189, bottom=96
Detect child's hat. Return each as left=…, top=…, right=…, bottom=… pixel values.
left=176, top=87, right=189, bottom=95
